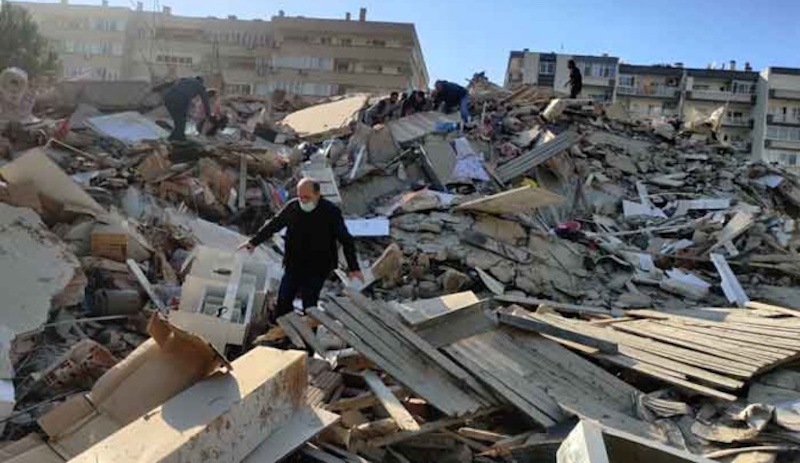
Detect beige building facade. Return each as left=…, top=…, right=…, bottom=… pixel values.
left=15, top=2, right=428, bottom=99
left=753, top=67, right=800, bottom=167
left=505, top=50, right=619, bottom=102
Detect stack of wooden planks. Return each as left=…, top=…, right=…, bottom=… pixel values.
left=308, top=291, right=498, bottom=416
left=498, top=306, right=800, bottom=402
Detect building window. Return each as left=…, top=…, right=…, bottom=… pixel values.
left=618, top=75, right=634, bottom=87
left=320, top=37, right=332, bottom=45
left=767, top=125, right=800, bottom=141
left=226, top=83, right=251, bottom=95
left=272, top=56, right=333, bottom=70
left=732, top=81, right=755, bottom=94
left=362, top=63, right=383, bottom=74
left=370, top=39, right=386, bottom=47
left=340, top=38, right=352, bottom=47
left=156, top=55, right=193, bottom=66
left=335, top=61, right=351, bottom=73
left=538, top=61, right=555, bottom=76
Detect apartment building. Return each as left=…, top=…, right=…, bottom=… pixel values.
left=15, top=2, right=429, bottom=99
left=505, top=50, right=619, bottom=102
left=16, top=0, right=129, bottom=81
left=753, top=67, right=800, bottom=167
left=616, top=64, right=683, bottom=119
left=684, top=65, right=758, bottom=148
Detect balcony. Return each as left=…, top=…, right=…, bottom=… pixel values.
left=617, top=85, right=679, bottom=98
left=770, top=89, right=800, bottom=101
left=688, top=89, right=754, bottom=103
left=767, top=114, right=800, bottom=126
left=722, top=117, right=754, bottom=128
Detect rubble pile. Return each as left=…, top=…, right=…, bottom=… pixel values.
left=2, top=67, right=800, bottom=463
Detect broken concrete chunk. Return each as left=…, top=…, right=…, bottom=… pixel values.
left=0, top=204, right=84, bottom=338
left=456, top=185, right=564, bottom=215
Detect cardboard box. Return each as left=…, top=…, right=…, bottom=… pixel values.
left=1, top=315, right=229, bottom=463
left=68, top=347, right=307, bottom=463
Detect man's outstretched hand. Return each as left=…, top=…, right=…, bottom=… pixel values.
left=348, top=270, right=364, bottom=283
left=237, top=241, right=255, bottom=253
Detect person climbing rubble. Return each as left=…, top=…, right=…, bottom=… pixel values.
left=163, top=76, right=211, bottom=142
left=432, top=79, right=470, bottom=124
left=238, top=178, right=363, bottom=323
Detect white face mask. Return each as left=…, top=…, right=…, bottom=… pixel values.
left=299, top=200, right=318, bottom=213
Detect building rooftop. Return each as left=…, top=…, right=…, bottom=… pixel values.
left=619, top=64, right=684, bottom=76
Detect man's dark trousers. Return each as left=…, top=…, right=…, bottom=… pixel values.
left=274, top=270, right=327, bottom=322
left=165, top=93, right=188, bottom=141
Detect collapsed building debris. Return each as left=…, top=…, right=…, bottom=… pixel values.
left=4, top=66, right=800, bottom=463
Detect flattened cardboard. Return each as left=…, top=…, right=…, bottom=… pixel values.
left=33, top=315, right=228, bottom=461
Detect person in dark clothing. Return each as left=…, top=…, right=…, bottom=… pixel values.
left=163, top=76, right=210, bottom=141
left=364, top=91, right=400, bottom=126
left=239, top=178, right=363, bottom=322
left=565, top=60, right=583, bottom=99
left=432, top=80, right=470, bottom=123
left=401, top=90, right=427, bottom=116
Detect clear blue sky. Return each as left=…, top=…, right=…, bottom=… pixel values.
left=35, top=0, right=800, bottom=85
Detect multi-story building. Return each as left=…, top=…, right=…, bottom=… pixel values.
left=616, top=64, right=683, bottom=119
left=505, top=50, right=619, bottom=102
left=753, top=67, right=800, bottom=167
left=15, top=1, right=429, bottom=99
left=683, top=65, right=758, bottom=148
left=16, top=0, right=129, bottom=81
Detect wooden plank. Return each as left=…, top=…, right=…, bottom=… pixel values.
left=495, top=295, right=611, bottom=316
left=654, top=319, right=800, bottom=354
left=276, top=315, right=306, bottom=349
left=598, top=354, right=738, bottom=401
left=414, top=300, right=496, bottom=349
left=365, top=408, right=500, bottom=448
left=309, top=303, right=485, bottom=416
left=530, top=314, right=758, bottom=377
left=126, top=258, right=167, bottom=312
left=541, top=334, right=600, bottom=355
left=613, top=321, right=775, bottom=366
left=747, top=301, right=800, bottom=318
left=616, top=345, right=745, bottom=390
left=497, top=308, right=618, bottom=354
left=446, top=339, right=562, bottom=427
left=457, top=427, right=511, bottom=443
left=327, top=386, right=406, bottom=412
left=345, top=292, right=496, bottom=406
left=628, top=309, right=800, bottom=339
left=238, top=154, right=247, bottom=209
left=286, top=312, right=329, bottom=356
left=362, top=371, right=420, bottom=432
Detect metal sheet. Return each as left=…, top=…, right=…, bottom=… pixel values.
left=86, top=111, right=169, bottom=145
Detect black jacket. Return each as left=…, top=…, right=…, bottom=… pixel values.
left=249, top=198, right=359, bottom=276
left=433, top=81, right=468, bottom=108
left=165, top=77, right=210, bottom=115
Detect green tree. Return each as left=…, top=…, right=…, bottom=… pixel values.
left=0, top=2, right=58, bottom=76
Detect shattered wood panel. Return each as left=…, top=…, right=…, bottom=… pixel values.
left=456, top=186, right=565, bottom=215
left=281, top=94, right=369, bottom=139
left=309, top=296, right=493, bottom=416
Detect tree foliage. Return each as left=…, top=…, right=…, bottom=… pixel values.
left=0, top=2, right=59, bottom=76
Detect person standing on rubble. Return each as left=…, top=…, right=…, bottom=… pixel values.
left=401, top=90, right=428, bottom=116
left=565, top=60, right=583, bottom=99
left=163, top=76, right=211, bottom=142
left=432, top=80, right=470, bottom=124
left=238, top=178, right=363, bottom=323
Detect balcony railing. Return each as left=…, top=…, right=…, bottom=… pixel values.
left=723, top=117, right=754, bottom=128
left=690, top=89, right=753, bottom=103
left=617, top=85, right=679, bottom=98
left=768, top=114, right=800, bottom=126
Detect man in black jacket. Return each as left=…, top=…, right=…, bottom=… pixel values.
left=239, top=178, right=362, bottom=322
left=164, top=76, right=210, bottom=141
left=432, top=80, right=470, bottom=123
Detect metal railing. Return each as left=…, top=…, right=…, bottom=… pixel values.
left=617, top=85, right=679, bottom=97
